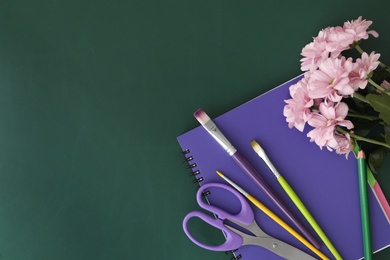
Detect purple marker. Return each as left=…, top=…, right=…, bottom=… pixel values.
left=194, top=108, right=321, bottom=249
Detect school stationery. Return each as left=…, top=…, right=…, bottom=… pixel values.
left=177, top=74, right=390, bottom=260
left=368, top=169, right=390, bottom=224
left=182, top=182, right=317, bottom=260
left=251, top=140, right=341, bottom=259
left=216, top=171, right=328, bottom=260
left=194, top=108, right=320, bottom=249
left=357, top=150, right=373, bottom=260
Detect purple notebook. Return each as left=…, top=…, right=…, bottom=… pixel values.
left=177, top=75, right=390, bottom=260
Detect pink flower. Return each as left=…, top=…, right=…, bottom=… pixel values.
left=349, top=52, right=381, bottom=90
left=300, top=17, right=379, bottom=73
left=300, top=40, right=328, bottom=72
left=286, top=17, right=383, bottom=159
left=283, top=74, right=314, bottom=132
left=381, top=80, right=390, bottom=90
left=325, top=26, right=355, bottom=56
left=300, top=26, right=351, bottom=72
left=308, top=57, right=355, bottom=102
left=356, top=52, right=380, bottom=78
left=306, top=122, right=334, bottom=149
left=332, top=133, right=354, bottom=159
left=376, top=80, right=390, bottom=94
left=307, top=102, right=354, bottom=150
left=343, top=16, right=379, bottom=43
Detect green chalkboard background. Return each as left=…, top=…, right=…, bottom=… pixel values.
left=0, top=0, right=389, bottom=259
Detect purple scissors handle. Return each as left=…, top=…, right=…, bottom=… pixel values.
left=182, top=182, right=254, bottom=251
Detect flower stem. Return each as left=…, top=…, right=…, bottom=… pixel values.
left=354, top=44, right=364, bottom=54
left=353, top=92, right=370, bottom=104
left=368, top=78, right=390, bottom=96
left=347, top=113, right=381, bottom=121
left=337, top=127, right=390, bottom=149
left=354, top=44, right=390, bottom=73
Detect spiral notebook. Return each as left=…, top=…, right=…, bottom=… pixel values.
left=177, top=75, right=390, bottom=260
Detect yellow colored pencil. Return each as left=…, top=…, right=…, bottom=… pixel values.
left=216, top=171, right=329, bottom=260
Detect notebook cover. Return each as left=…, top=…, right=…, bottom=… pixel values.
left=177, top=75, right=390, bottom=260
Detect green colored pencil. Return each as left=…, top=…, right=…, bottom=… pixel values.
left=357, top=150, right=372, bottom=260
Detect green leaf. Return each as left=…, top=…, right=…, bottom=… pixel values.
left=352, top=95, right=369, bottom=110
left=368, top=147, right=390, bottom=174
left=366, top=93, right=390, bottom=125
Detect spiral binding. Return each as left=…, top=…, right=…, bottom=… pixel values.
left=181, top=148, right=204, bottom=189
left=181, top=149, right=242, bottom=260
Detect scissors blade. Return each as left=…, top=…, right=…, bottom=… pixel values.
left=249, top=237, right=317, bottom=260
left=225, top=225, right=316, bottom=260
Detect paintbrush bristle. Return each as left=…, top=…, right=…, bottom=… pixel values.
left=251, top=140, right=262, bottom=153
left=194, top=108, right=210, bottom=125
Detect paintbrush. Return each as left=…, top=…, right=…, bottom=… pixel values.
left=193, top=108, right=320, bottom=249
left=216, top=171, right=329, bottom=260
left=251, top=140, right=342, bottom=260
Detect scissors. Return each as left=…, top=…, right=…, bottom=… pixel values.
left=183, top=182, right=317, bottom=260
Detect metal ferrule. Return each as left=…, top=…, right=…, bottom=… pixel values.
left=262, top=150, right=281, bottom=178
left=257, top=149, right=281, bottom=178
left=220, top=174, right=248, bottom=196
left=203, top=120, right=237, bottom=156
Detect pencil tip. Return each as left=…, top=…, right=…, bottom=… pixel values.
left=216, top=171, right=224, bottom=177
left=357, top=150, right=366, bottom=159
